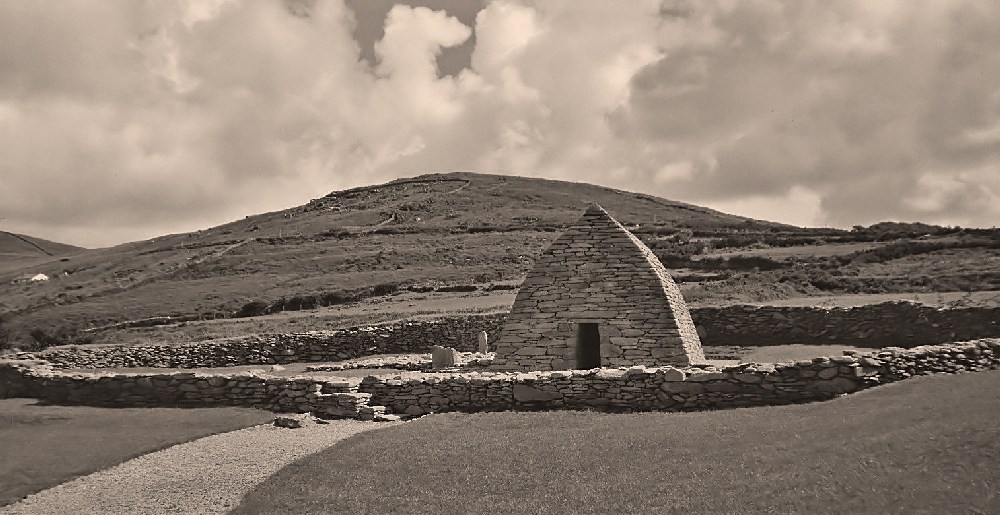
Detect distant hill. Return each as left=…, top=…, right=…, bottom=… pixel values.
left=2, top=171, right=997, bottom=350
left=0, top=232, right=85, bottom=276
left=0, top=231, right=82, bottom=258
left=0, top=172, right=790, bottom=346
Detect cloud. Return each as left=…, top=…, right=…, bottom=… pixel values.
left=1, top=0, right=998, bottom=247
left=614, top=0, right=1000, bottom=228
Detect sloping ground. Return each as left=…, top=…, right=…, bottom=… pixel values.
left=0, top=232, right=81, bottom=259
left=4, top=171, right=998, bottom=351
left=0, top=400, right=272, bottom=506
left=3, top=419, right=381, bottom=515
left=237, top=370, right=1000, bottom=514
left=0, top=172, right=779, bottom=347
left=0, top=232, right=84, bottom=276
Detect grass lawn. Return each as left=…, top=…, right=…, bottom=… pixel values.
left=237, top=370, right=1000, bottom=514
left=740, top=344, right=879, bottom=363
left=0, top=400, right=273, bottom=506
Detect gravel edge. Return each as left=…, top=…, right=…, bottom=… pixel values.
left=2, top=420, right=391, bottom=514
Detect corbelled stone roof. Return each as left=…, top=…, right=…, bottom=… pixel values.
left=491, top=204, right=705, bottom=371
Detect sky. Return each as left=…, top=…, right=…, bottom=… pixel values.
left=1, top=0, right=998, bottom=248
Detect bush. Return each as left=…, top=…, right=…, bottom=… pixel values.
left=436, top=285, right=479, bottom=293
left=320, top=291, right=355, bottom=306
left=235, top=300, right=270, bottom=318
left=371, top=283, right=399, bottom=296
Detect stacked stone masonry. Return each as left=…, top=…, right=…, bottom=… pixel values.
left=12, top=315, right=505, bottom=369
left=3, top=340, right=998, bottom=420
left=0, top=361, right=376, bottom=419
left=7, top=303, right=999, bottom=370
left=359, top=339, right=1000, bottom=416
left=692, top=302, right=1000, bottom=347
left=491, top=205, right=704, bottom=371
left=7, top=302, right=1000, bottom=371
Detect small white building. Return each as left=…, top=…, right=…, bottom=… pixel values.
left=11, top=273, right=48, bottom=284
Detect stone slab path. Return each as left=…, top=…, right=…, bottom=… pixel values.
left=3, top=420, right=390, bottom=514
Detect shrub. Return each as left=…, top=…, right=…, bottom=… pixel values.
left=320, top=291, right=354, bottom=306
left=236, top=300, right=270, bottom=317
left=436, top=284, right=479, bottom=293
left=371, top=283, right=399, bottom=296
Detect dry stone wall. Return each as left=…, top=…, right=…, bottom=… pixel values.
left=0, top=360, right=382, bottom=419
left=6, top=303, right=999, bottom=370
left=12, top=315, right=505, bottom=370
left=359, top=339, right=1000, bottom=416
left=690, top=302, right=1000, bottom=347
left=3, top=340, right=998, bottom=419
left=492, top=205, right=704, bottom=371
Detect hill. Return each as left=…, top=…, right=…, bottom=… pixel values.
left=0, top=232, right=81, bottom=258
left=0, top=232, right=84, bottom=274
left=0, top=173, right=775, bottom=344
left=1, top=171, right=998, bottom=350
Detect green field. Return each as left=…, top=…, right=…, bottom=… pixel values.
left=237, top=370, right=1000, bottom=514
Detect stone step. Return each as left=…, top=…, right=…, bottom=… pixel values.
left=357, top=403, right=387, bottom=421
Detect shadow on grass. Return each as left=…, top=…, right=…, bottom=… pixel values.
left=237, top=370, right=1000, bottom=514
left=0, top=399, right=273, bottom=506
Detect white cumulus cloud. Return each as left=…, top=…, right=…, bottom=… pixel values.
left=1, top=0, right=998, bottom=247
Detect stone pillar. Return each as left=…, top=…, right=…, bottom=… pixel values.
left=477, top=331, right=489, bottom=353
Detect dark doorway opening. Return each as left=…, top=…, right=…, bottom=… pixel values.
left=576, top=323, right=601, bottom=369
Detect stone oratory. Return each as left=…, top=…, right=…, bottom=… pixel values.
left=491, top=204, right=705, bottom=371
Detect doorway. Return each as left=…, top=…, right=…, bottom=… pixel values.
left=576, top=323, right=601, bottom=369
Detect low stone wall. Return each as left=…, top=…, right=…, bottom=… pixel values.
left=690, top=302, right=1000, bottom=347
left=6, top=303, right=999, bottom=370
left=0, top=360, right=378, bottom=419
left=12, top=315, right=505, bottom=369
left=357, top=339, right=1000, bottom=416
left=2, top=340, right=998, bottom=420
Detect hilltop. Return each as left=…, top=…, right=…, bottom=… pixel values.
left=0, top=232, right=84, bottom=275
left=1, top=171, right=998, bottom=350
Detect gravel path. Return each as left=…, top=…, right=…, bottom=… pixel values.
left=3, top=420, right=390, bottom=514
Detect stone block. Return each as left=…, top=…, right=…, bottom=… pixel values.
left=431, top=346, right=457, bottom=369
left=686, top=372, right=726, bottom=382
left=660, top=368, right=686, bottom=381
left=513, top=384, right=561, bottom=402
left=704, top=382, right=744, bottom=393
left=659, top=381, right=704, bottom=395
left=600, top=343, right=623, bottom=356
left=733, top=373, right=764, bottom=384
left=817, top=368, right=839, bottom=379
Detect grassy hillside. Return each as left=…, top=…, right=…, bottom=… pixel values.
left=0, top=172, right=777, bottom=348
left=237, top=370, right=1000, bottom=514
left=0, top=232, right=84, bottom=275
left=2, top=171, right=998, bottom=350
